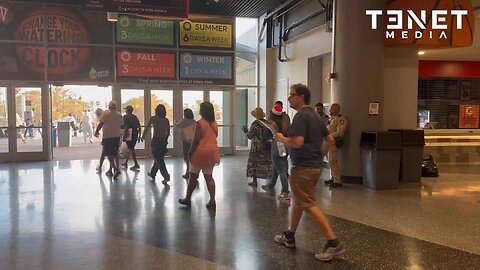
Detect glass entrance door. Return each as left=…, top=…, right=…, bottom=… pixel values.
left=209, top=89, right=233, bottom=154
left=181, top=88, right=233, bottom=155
left=0, top=85, right=50, bottom=162
left=121, top=89, right=146, bottom=156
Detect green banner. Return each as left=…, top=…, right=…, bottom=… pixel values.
left=116, top=15, right=174, bottom=46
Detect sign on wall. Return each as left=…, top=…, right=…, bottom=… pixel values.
left=116, top=15, right=175, bottom=46
left=179, top=52, right=233, bottom=85
left=0, top=4, right=113, bottom=82
left=117, top=49, right=176, bottom=84
left=179, top=20, right=233, bottom=49
left=459, top=104, right=479, bottom=128
left=84, top=0, right=189, bottom=18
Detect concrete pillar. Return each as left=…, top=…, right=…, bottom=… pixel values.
left=331, top=0, right=418, bottom=182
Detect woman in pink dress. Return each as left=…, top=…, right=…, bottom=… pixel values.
left=178, top=102, right=220, bottom=209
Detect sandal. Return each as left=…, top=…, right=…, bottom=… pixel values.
left=206, top=201, right=216, bottom=209
left=178, top=198, right=191, bottom=206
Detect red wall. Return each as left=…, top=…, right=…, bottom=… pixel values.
left=419, top=60, right=480, bottom=79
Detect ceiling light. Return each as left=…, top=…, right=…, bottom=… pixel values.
left=418, top=51, right=425, bottom=55
left=107, top=12, right=118, bottom=22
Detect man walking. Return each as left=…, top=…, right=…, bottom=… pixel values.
left=324, top=103, right=347, bottom=188
left=122, top=105, right=141, bottom=170
left=80, top=110, right=94, bottom=143
left=274, top=83, right=345, bottom=261
left=94, top=101, right=124, bottom=179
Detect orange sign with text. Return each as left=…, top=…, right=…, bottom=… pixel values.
left=459, top=104, right=479, bottom=129
left=117, top=50, right=175, bottom=78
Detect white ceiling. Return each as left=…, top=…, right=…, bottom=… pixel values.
left=419, top=0, right=480, bottom=61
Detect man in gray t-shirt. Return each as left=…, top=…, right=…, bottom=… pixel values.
left=273, top=83, right=345, bottom=262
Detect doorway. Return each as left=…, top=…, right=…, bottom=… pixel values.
left=51, top=85, right=112, bottom=160
left=0, top=85, right=51, bottom=162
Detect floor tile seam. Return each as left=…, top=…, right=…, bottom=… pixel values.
left=321, top=212, right=480, bottom=256
left=106, top=234, right=237, bottom=270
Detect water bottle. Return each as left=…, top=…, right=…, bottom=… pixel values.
left=277, top=141, right=287, bottom=157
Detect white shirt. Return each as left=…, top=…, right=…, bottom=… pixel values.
left=80, top=114, right=93, bottom=128
left=65, top=116, right=76, bottom=124
left=99, top=110, right=124, bottom=138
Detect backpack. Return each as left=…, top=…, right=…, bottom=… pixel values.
left=422, top=155, right=439, bottom=177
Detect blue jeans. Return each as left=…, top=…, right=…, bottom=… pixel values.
left=269, top=146, right=289, bottom=193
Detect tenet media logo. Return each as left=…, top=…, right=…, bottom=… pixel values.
left=366, top=9, right=469, bottom=40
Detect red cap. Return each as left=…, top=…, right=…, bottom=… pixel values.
left=272, top=105, right=283, bottom=116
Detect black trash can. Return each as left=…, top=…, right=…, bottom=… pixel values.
left=389, top=129, right=425, bottom=182
left=360, top=131, right=402, bottom=190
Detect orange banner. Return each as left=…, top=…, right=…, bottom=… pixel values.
left=459, top=104, right=479, bottom=128
left=117, top=50, right=175, bottom=78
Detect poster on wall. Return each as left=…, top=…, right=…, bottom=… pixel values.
left=0, top=2, right=114, bottom=82
left=116, top=15, right=175, bottom=46
left=116, top=49, right=176, bottom=84
left=460, top=81, right=471, bottom=101
left=179, top=20, right=233, bottom=49
left=179, top=52, right=233, bottom=85
left=459, top=104, right=479, bottom=129
left=46, top=46, right=114, bottom=82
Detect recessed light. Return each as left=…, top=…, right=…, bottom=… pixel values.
left=418, top=51, right=425, bottom=55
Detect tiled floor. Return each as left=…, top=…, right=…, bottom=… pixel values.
left=0, top=155, right=479, bottom=269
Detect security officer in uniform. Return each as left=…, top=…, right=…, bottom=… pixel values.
left=324, top=103, right=347, bottom=188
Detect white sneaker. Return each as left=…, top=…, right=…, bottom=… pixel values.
left=277, top=192, right=291, bottom=201
left=315, top=243, right=345, bottom=261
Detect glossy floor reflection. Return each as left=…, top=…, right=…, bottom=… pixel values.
left=0, top=156, right=479, bottom=269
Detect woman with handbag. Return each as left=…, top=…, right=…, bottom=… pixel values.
left=174, top=108, right=196, bottom=179
left=178, top=102, right=220, bottom=209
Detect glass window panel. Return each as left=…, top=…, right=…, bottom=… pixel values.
left=16, top=87, right=43, bottom=152
left=0, top=87, right=8, bottom=153
left=217, top=126, right=230, bottom=147
left=182, top=91, right=204, bottom=120
left=210, top=91, right=231, bottom=126
left=235, top=87, right=257, bottom=150
left=236, top=53, right=257, bottom=86
left=121, top=89, right=145, bottom=125
left=52, top=85, right=112, bottom=126
left=210, top=90, right=231, bottom=148
left=236, top=18, right=258, bottom=52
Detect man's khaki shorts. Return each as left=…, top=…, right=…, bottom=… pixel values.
left=289, top=166, right=322, bottom=208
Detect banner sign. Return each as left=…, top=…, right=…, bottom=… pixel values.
left=116, top=15, right=174, bottom=46
left=179, top=52, right=233, bottom=85
left=459, top=104, right=479, bottom=129
left=84, top=0, right=189, bottom=18
left=117, top=49, right=176, bottom=83
left=179, top=20, right=233, bottom=49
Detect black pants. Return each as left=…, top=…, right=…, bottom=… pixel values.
left=182, top=141, right=192, bottom=175
left=150, top=137, right=170, bottom=180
